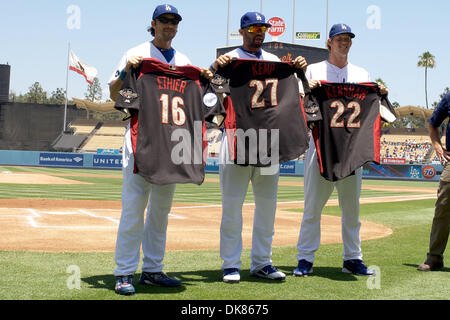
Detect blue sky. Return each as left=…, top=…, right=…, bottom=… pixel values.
left=1, top=0, right=449, bottom=107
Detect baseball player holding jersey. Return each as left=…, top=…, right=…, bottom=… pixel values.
left=294, top=23, right=388, bottom=277
left=211, top=12, right=307, bottom=283
left=108, top=4, right=212, bottom=296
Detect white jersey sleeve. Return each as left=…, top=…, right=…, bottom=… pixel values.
left=225, top=47, right=280, bottom=62
left=305, top=60, right=370, bottom=83
left=108, top=41, right=192, bottom=85
left=347, top=63, right=370, bottom=82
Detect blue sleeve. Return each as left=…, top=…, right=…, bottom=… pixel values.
left=429, top=93, right=450, bottom=127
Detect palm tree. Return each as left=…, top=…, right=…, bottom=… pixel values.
left=417, top=51, right=436, bottom=108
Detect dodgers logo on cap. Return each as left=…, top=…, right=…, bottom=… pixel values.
left=329, top=23, right=355, bottom=38
left=240, top=11, right=272, bottom=29
left=152, top=4, right=182, bottom=21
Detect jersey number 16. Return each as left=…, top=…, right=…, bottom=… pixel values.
left=160, top=93, right=186, bottom=126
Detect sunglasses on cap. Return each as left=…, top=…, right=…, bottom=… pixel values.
left=157, top=16, right=180, bottom=25
left=247, top=25, right=268, bottom=33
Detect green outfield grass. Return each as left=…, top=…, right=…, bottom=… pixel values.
left=0, top=166, right=426, bottom=202
left=0, top=166, right=448, bottom=301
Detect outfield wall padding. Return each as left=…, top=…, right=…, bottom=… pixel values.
left=0, top=150, right=442, bottom=182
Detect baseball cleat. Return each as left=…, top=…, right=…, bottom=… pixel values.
left=223, top=268, right=240, bottom=283
left=139, top=271, right=181, bottom=287
left=115, top=275, right=135, bottom=295
left=342, top=259, right=375, bottom=276
left=251, top=265, right=286, bottom=281
left=417, top=262, right=443, bottom=271
left=293, top=259, right=313, bottom=277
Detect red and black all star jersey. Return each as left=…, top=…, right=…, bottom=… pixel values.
left=114, top=58, right=225, bottom=185
left=311, top=81, right=388, bottom=181
left=216, top=59, right=311, bottom=166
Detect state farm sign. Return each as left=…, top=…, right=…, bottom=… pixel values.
left=267, top=17, right=285, bottom=37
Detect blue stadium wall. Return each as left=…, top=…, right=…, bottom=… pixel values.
left=0, top=150, right=442, bottom=182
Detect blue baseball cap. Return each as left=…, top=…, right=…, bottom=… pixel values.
left=152, top=4, right=182, bottom=21
left=240, top=12, right=272, bottom=29
left=329, top=23, right=355, bottom=38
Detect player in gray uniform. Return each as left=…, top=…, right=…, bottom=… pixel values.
left=294, top=23, right=388, bottom=277
left=108, top=4, right=211, bottom=295
left=211, top=12, right=307, bottom=283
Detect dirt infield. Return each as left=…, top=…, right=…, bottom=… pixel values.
left=0, top=171, right=437, bottom=253
left=0, top=197, right=397, bottom=253
left=0, top=172, right=92, bottom=185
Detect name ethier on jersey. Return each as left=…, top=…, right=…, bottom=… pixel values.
left=157, top=76, right=187, bottom=94
left=251, top=62, right=276, bottom=76
left=323, top=84, right=369, bottom=101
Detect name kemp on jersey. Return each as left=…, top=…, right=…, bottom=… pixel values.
left=251, top=61, right=276, bottom=76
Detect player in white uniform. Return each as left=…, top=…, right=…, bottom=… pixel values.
left=294, top=23, right=388, bottom=277
left=212, top=12, right=307, bottom=283
left=108, top=4, right=211, bottom=295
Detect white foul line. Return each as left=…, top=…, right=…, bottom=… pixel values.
left=0, top=194, right=436, bottom=229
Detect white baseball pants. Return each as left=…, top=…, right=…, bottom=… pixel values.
left=114, top=127, right=176, bottom=276
left=219, top=136, right=280, bottom=273
left=297, top=138, right=363, bottom=263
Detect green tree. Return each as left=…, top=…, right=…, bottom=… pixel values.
left=84, top=77, right=103, bottom=119
left=417, top=51, right=436, bottom=109
left=8, top=91, right=17, bottom=102
left=84, top=77, right=102, bottom=102
left=386, top=101, right=428, bottom=129
left=48, top=88, right=67, bottom=104
left=431, top=87, right=450, bottom=109
left=375, top=78, right=386, bottom=86
left=392, top=101, right=400, bottom=108
left=24, top=82, right=48, bottom=104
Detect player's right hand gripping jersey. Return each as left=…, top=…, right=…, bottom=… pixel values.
left=310, top=81, right=395, bottom=181
left=114, top=58, right=225, bottom=185
left=217, top=59, right=315, bottom=167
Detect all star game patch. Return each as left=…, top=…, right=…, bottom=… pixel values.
left=210, top=73, right=230, bottom=93
left=304, top=104, right=319, bottom=114
left=119, top=88, right=138, bottom=103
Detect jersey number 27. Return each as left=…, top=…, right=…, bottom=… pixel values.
left=249, top=79, right=279, bottom=109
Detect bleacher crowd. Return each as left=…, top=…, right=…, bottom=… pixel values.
left=381, top=135, right=433, bottom=164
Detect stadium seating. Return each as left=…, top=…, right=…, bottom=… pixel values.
left=81, top=135, right=124, bottom=152
left=69, top=119, right=101, bottom=135
left=380, top=132, right=433, bottom=164
left=77, top=120, right=127, bottom=153
left=94, top=121, right=127, bottom=136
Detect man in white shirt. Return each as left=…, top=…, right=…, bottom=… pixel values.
left=108, top=4, right=210, bottom=295
left=212, top=12, right=307, bottom=283
left=294, top=23, right=388, bottom=277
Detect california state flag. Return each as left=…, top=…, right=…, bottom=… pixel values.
left=69, top=50, right=98, bottom=85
